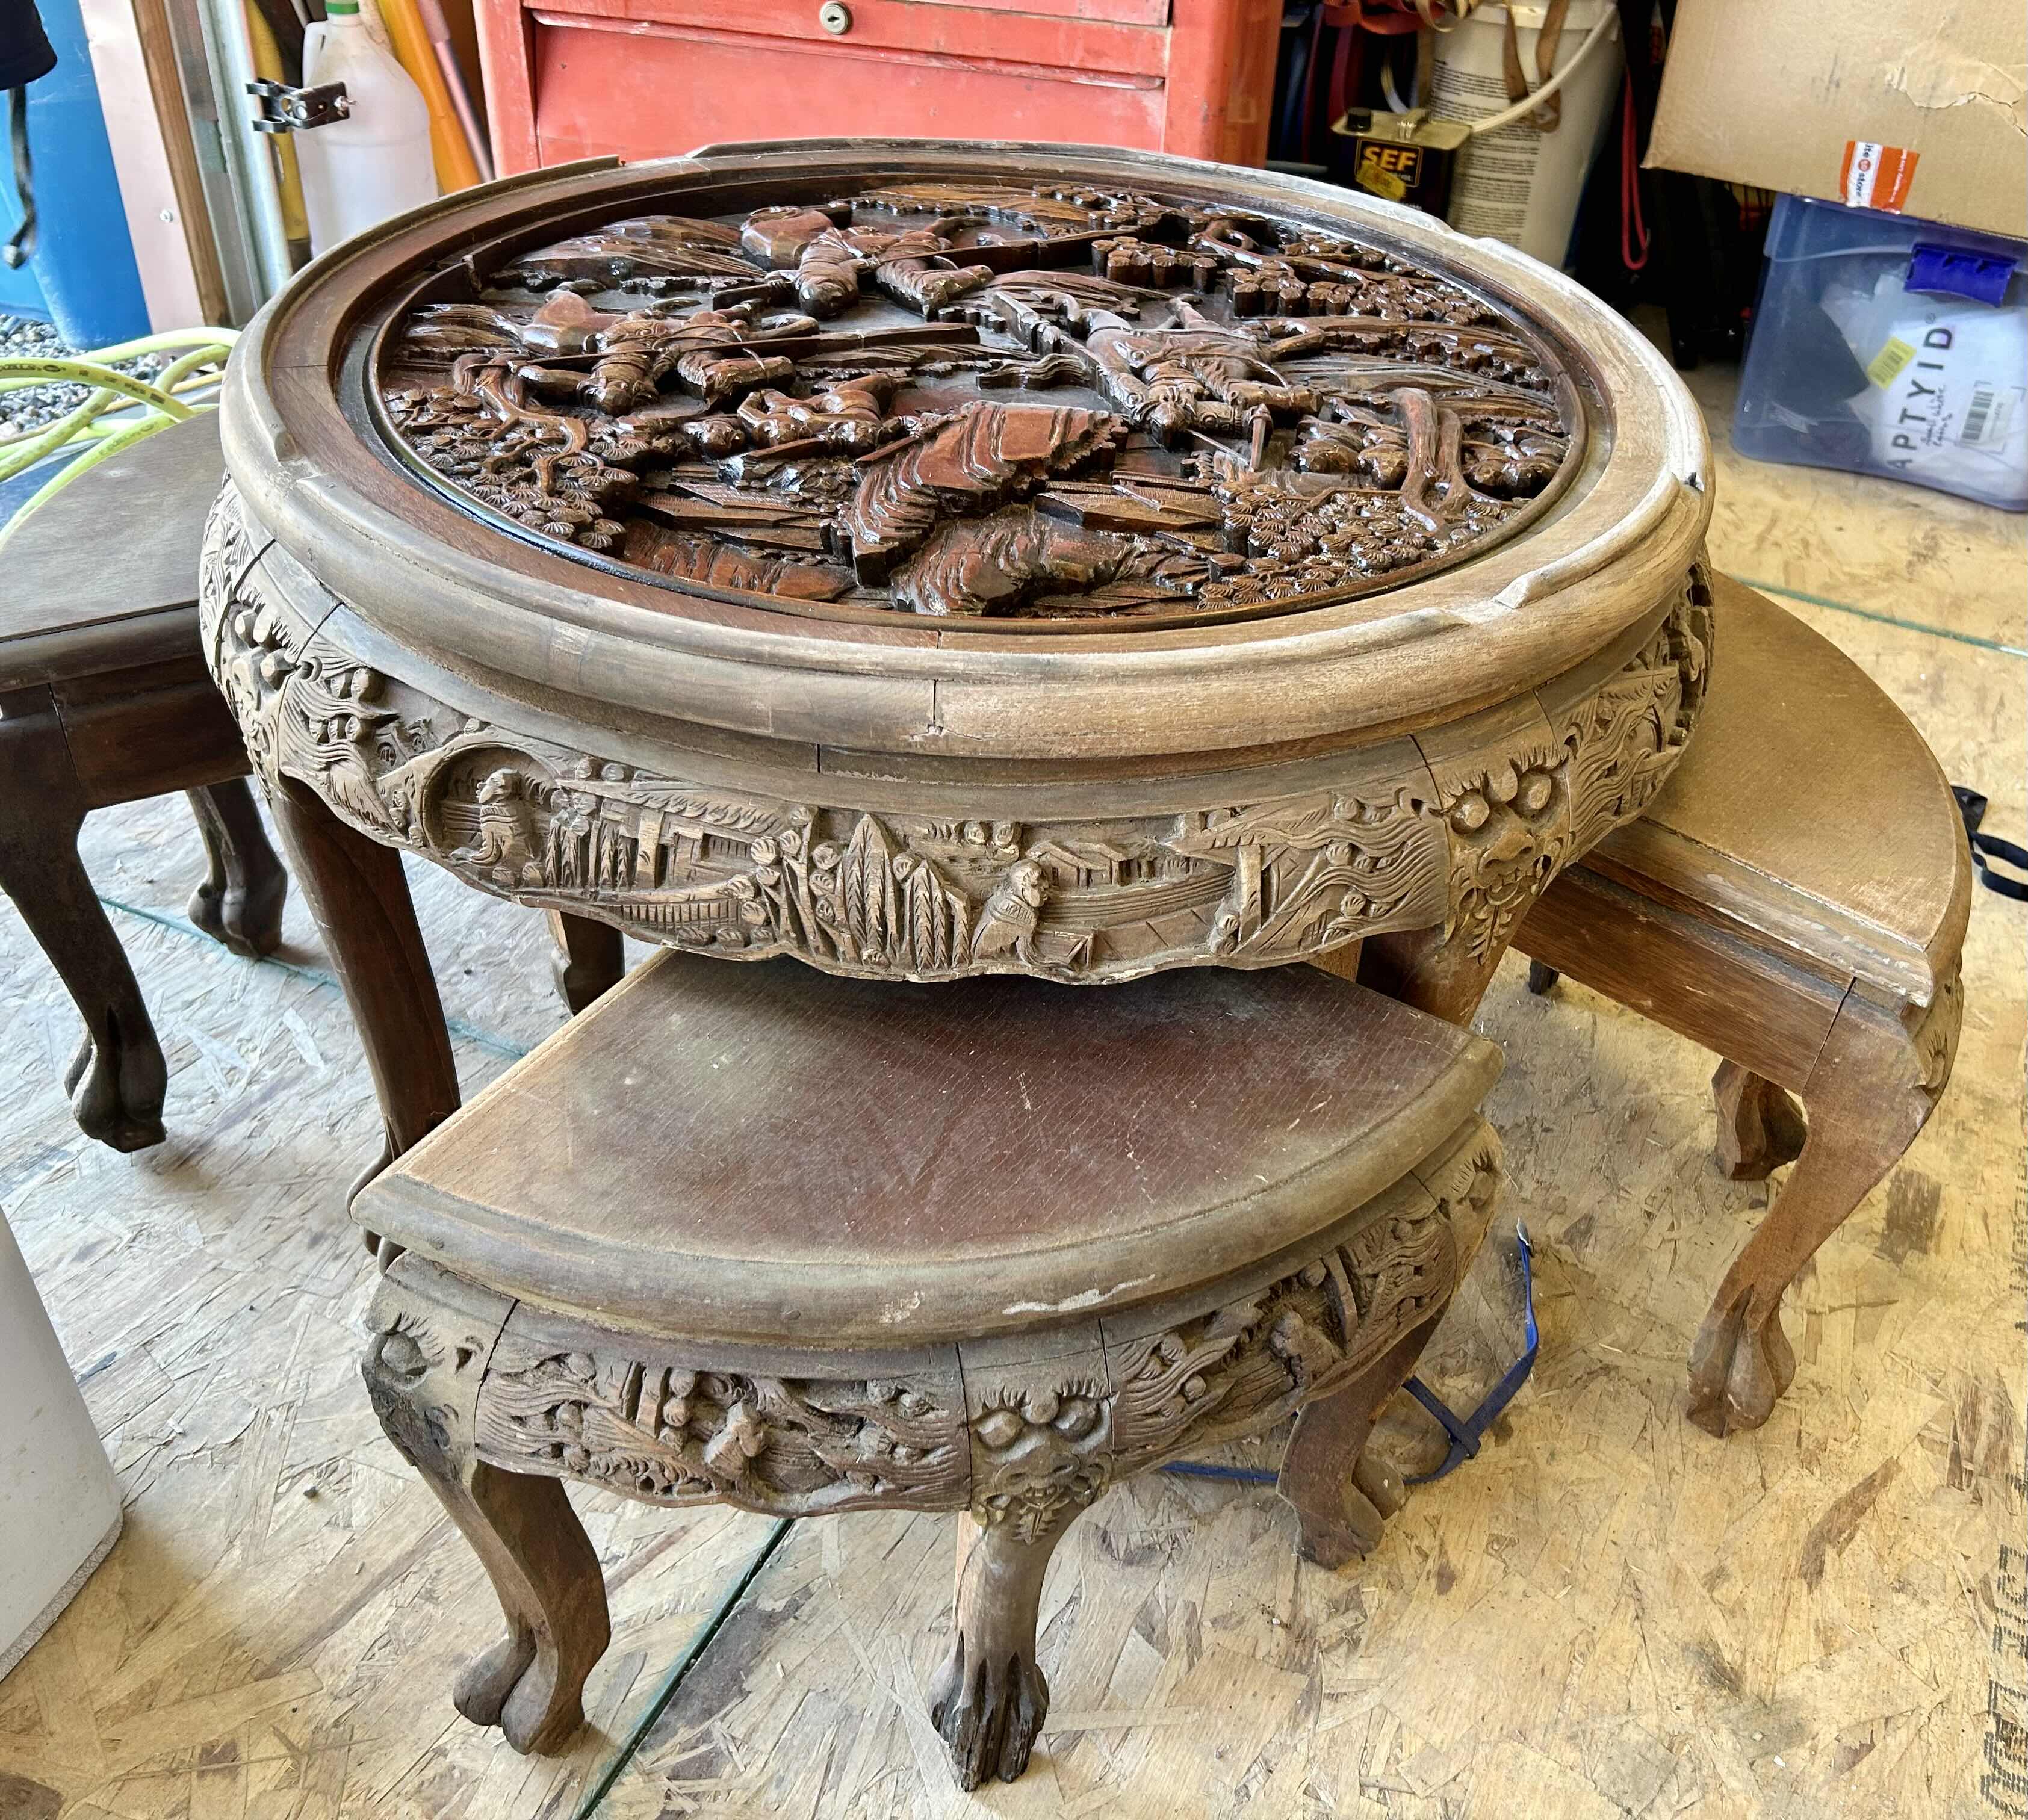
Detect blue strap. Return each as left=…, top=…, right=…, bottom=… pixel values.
left=1158, top=1221, right=1539, bottom=1491
left=1956, top=787, right=2028, bottom=902
left=1401, top=1222, right=1538, bottom=1485
left=1160, top=1459, right=1277, bottom=1486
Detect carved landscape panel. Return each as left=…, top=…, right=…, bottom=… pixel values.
left=373, top=179, right=1583, bottom=628
left=202, top=495, right=1469, bottom=982
left=202, top=482, right=1708, bottom=985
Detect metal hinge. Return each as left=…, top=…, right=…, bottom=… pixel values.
left=246, top=79, right=350, bottom=134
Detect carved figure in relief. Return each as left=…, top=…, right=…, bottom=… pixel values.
left=502, top=214, right=761, bottom=288
left=843, top=402, right=1123, bottom=582
left=741, top=206, right=861, bottom=314
left=651, top=533, right=854, bottom=599
left=970, top=859, right=1047, bottom=967
left=535, top=294, right=810, bottom=415
left=1082, top=302, right=1323, bottom=448
left=453, top=768, right=548, bottom=887
left=741, top=205, right=997, bottom=320
left=893, top=512, right=1163, bottom=618
left=736, top=373, right=904, bottom=453
left=1463, top=419, right=1566, bottom=496
left=863, top=227, right=999, bottom=317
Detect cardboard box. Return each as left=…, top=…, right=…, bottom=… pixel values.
left=1646, top=1, right=2027, bottom=240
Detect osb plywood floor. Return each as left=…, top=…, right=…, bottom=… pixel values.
left=0, top=371, right=2022, bottom=1820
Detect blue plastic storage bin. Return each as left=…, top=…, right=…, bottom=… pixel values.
left=1734, top=194, right=2027, bottom=512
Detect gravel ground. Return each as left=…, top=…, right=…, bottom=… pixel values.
left=0, top=314, right=168, bottom=435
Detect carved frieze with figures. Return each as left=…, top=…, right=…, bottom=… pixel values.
left=437, top=1118, right=1504, bottom=1540
left=202, top=480, right=1710, bottom=985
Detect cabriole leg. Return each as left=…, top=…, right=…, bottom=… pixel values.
left=362, top=1264, right=612, bottom=1753
left=266, top=776, right=459, bottom=1208
left=1710, top=1060, right=1808, bottom=1180
left=1277, top=1312, right=1440, bottom=1568
left=0, top=699, right=166, bottom=1150
left=1688, top=978, right=1961, bottom=1435
left=547, top=909, right=624, bottom=1014
left=1277, top=1121, right=1503, bottom=1564
left=930, top=1511, right=1076, bottom=1791
left=1359, top=924, right=1513, bottom=1027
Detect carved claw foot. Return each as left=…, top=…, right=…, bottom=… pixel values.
left=1689, top=989, right=1956, bottom=1434
left=1, top=711, right=173, bottom=1152
left=185, top=782, right=289, bottom=958
left=1287, top=1442, right=1413, bottom=1565
left=1289, top=1470, right=1395, bottom=1570
left=929, top=1625, right=1051, bottom=1791
left=931, top=1515, right=1068, bottom=1789
left=1711, top=1061, right=1808, bottom=1181
left=1685, top=1291, right=1797, bottom=1437
left=364, top=1266, right=610, bottom=1757
left=64, top=1018, right=167, bottom=1151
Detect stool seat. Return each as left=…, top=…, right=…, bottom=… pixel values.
left=0, top=413, right=288, bottom=1151
left=356, top=949, right=1507, bottom=1784
left=1585, top=578, right=1966, bottom=1003
left=362, top=952, right=1501, bottom=1346
left=1, top=413, right=225, bottom=691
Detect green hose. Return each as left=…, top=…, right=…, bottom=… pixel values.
left=0, top=386, right=123, bottom=480
left=0, top=358, right=199, bottom=415
left=0, top=326, right=239, bottom=548
left=54, top=325, right=247, bottom=364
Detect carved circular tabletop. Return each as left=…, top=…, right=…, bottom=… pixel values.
left=373, top=171, right=1587, bottom=629
left=204, top=140, right=1713, bottom=988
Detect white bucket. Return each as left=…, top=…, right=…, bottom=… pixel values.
left=1427, top=1, right=1624, bottom=269
left=0, top=1212, right=123, bottom=1682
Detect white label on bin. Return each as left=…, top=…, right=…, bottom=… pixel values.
left=1958, top=385, right=2021, bottom=450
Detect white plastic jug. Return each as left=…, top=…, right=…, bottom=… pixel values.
left=297, top=0, right=439, bottom=258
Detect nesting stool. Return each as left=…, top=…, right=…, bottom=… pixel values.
left=1, top=413, right=287, bottom=1150
left=355, top=952, right=1504, bottom=1788
left=1516, top=577, right=1968, bottom=1436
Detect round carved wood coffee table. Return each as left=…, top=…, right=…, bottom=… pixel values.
left=200, top=139, right=1712, bottom=1180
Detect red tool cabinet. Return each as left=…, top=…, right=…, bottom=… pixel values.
left=474, top=0, right=1280, bottom=174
